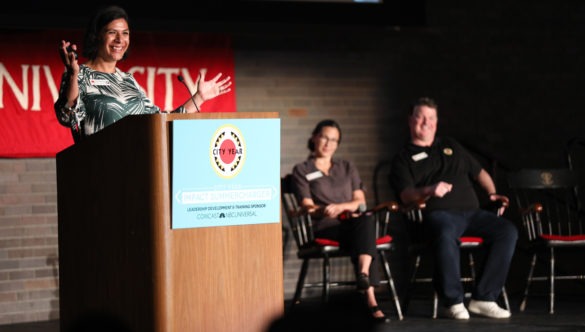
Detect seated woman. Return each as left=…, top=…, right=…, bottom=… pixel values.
left=291, top=119, right=389, bottom=323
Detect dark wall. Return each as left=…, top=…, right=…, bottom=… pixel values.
left=414, top=2, right=585, bottom=171
left=227, top=0, right=585, bottom=181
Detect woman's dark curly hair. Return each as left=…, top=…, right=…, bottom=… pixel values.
left=307, top=119, right=342, bottom=152
left=82, top=5, right=130, bottom=61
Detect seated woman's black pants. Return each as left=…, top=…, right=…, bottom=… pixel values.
left=314, top=214, right=380, bottom=285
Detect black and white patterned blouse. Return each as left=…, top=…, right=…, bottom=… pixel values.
left=55, top=64, right=184, bottom=141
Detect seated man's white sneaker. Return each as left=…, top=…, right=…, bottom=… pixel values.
left=468, top=300, right=511, bottom=318
left=441, top=303, right=470, bottom=320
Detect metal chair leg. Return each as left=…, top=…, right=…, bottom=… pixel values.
left=404, top=254, right=422, bottom=314
left=549, top=248, right=555, bottom=314
left=322, top=255, right=331, bottom=303
left=379, top=251, right=404, bottom=320
left=468, top=252, right=477, bottom=283
left=432, top=291, right=439, bottom=319
left=500, top=286, right=511, bottom=311
left=520, top=254, right=537, bottom=312
left=291, top=259, right=310, bottom=309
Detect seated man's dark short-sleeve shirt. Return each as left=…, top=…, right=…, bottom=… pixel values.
left=390, top=136, right=482, bottom=212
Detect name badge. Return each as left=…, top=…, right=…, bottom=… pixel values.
left=90, top=79, right=110, bottom=86
left=411, top=152, right=428, bottom=161
left=306, top=171, right=323, bottom=181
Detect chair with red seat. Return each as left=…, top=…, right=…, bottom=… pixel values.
left=400, top=200, right=511, bottom=318
left=281, top=174, right=403, bottom=320
left=373, top=150, right=512, bottom=319
left=507, top=168, right=585, bottom=314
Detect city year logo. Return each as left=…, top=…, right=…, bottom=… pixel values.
left=210, top=124, right=246, bottom=178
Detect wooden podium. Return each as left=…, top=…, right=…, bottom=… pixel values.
left=56, top=112, right=283, bottom=332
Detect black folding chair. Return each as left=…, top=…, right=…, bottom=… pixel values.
left=508, top=168, right=585, bottom=314
left=281, top=174, right=404, bottom=320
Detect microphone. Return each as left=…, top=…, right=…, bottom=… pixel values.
left=338, top=204, right=367, bottom=221
left=177, top=75, right=199, bottom=112
left=66, top=45, right=78, bottom=60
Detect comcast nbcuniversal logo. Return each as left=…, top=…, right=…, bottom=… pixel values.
left=210, top=124, right=246, bottom=178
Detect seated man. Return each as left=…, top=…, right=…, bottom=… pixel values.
left=390, top=97, right=518, bottom=320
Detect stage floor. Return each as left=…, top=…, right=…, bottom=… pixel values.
left=1, top=293, right=583, bottom=332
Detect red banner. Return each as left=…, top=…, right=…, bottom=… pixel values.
left=0, top=29, right=235, bottom=158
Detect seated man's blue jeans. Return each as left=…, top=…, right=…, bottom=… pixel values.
left=423, top=209, right=518, bottom=306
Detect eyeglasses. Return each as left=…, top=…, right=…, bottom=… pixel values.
left=318, top=135, right=339, bottom=145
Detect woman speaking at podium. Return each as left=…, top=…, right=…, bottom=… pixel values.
left=54, top=5, right=232, bottom=142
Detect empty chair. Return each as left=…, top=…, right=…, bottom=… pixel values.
left=507, top=168, right=585, bottom=314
